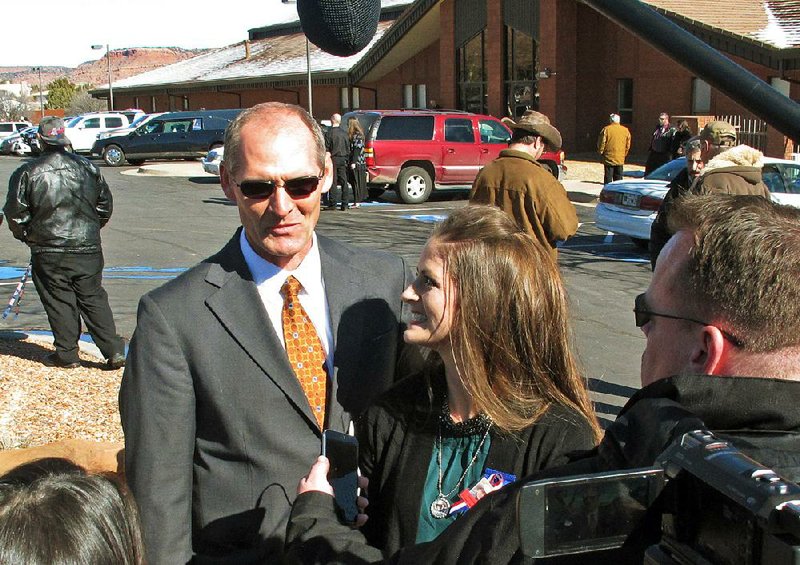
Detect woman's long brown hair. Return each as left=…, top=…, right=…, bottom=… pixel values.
left=431, top=205, right=601, bottom=440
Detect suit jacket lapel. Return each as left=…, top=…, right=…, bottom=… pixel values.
left=203, top=233, right=319, bottom=428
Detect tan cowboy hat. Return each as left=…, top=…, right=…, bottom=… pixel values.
left=502, top=110, right=562, bottom=151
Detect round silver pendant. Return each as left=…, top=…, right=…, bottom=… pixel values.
left=430, top=495, right=451, bottom=519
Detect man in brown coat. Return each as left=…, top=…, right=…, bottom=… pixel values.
left=469, top=111, right=578, bottom=259
left=597, top=113, right=631, bottom=184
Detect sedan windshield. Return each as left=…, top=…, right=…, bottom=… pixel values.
left=646, top=158, right=686, bottom=182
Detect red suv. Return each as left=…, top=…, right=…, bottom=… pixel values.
left=341, top=109, right=566, bottom=204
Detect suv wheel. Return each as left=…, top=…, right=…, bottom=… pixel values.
left=397, top=166, right=433, bottom=204
left=103, top=145, right=126, bottom=167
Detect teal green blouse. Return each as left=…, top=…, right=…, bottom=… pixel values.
left=415, top=431, right=492, bottom=543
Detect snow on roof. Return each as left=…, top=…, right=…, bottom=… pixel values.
left=113, top=20, right=395, bottom=89
left=645, top=0, right=800, bottom=49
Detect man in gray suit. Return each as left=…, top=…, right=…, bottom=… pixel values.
left=119, top=102, right=413, bottom=564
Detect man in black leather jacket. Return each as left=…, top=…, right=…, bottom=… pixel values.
left=286, top=194, right=800, bottom=564
left=3, top=117, right=125, bottom=369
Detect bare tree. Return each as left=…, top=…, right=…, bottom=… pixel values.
left=68, top=90, right=107, bottom=115
left=0, top=90, right=33, bottom=121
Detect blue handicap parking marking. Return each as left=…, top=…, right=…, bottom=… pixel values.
left=103, top=266, right=188, bottom=280
left=401, top=214, right=448, bottom=223
left=0, top=266, right=28, bottom=281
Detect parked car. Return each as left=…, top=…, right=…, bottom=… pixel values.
left=116, top=108, right=146, bottom=125
left=595, top=156, right=800, bottom=248
left=341, top=109, right=566, bottom=204
left=96, top=112, right=167, bottom=141
left=0, top=131, right=25, bottom=155
left=64, top=113, right=130, bottom=153
left=0, top=121, right=32, bottom=141
left=91, top=109, right=242, bottom=167
left=202, top=145, right=224, bottom=175
left=20, top=126, right=41, bottom=155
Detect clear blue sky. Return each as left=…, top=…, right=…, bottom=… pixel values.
left=2, top=0, right=299, bottom=68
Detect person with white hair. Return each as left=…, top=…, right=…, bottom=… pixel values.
left=597, top=113, right=631, bottom=184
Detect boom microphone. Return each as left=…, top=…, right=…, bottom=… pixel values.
left=297, top=0, right=381, bottom=57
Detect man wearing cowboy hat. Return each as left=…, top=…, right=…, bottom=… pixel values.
left=469, top=111, right=578, bottom=259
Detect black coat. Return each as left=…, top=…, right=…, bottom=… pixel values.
left=4, top=147, right=112, bottom=253
left=285, top=375, right=800, bottom=564
left=356, top=372, right=597, bottom=554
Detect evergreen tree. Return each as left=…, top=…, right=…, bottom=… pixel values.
left=45, top=78, right=77, bottom=110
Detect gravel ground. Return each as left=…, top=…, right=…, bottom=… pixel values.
left=0, top=337, right=123, bottom=451
left=0, top=155, right=642, bottom=453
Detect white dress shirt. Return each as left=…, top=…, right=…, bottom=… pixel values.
left=240, top=230, right=334, bottom=373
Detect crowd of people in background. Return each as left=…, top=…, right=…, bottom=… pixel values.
left=1, top=101, right=794, bottom=564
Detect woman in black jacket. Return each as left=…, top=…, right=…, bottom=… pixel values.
left=347, top=117, right=367, bottom=207
left=291, top=205, right=601, bottom=557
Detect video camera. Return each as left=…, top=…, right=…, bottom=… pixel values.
left=518, top=430, right=800, bottom=564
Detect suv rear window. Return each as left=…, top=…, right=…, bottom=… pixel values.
left=375, top=116, right=434, bottom=141
left=106, top=117, right=124, bottom=128
left=0, top=124, right=13, bottom=133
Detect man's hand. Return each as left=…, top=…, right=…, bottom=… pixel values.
left=297, top=456, right=371, bottom=527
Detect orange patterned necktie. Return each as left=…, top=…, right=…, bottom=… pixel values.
left=281, top=275, right=328, bottom=429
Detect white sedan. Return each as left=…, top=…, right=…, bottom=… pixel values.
left=202, top=145, right=223, bottom=176
left=595, top=157, right=800, bottom=248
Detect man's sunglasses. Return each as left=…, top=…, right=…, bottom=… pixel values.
left=633, top=293, right=743, bottom=347
left=236, top=173, right=323, bottom=199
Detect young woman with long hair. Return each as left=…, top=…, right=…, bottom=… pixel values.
left=347, top=117, right=367, bottom=207
left=352, top=204, right=601, bottom=552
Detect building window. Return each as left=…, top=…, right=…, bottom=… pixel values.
left=457, top=31, right=486, bottom=114
left=150, top=96, right=157, bottom=113
left=134, top=96, right=140, bottom=109
left=340, top=87, right=350, bottom=111
left=504, top=26, right=536, bottom=118
left=352, top=87, right=360, bottom=109
left=617, top=79, right=633, bottom=125
left=692, top=78, right=711, bottom=114
left=182, top=97, right=189, bottom=111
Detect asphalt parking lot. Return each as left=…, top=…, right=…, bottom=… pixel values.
left=0, top=156, right=652, bottom=423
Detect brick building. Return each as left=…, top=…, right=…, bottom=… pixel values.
left=96, top=0, right=800, bottom=158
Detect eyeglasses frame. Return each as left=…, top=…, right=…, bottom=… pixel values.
left=633, top=293, right=743, bottom=348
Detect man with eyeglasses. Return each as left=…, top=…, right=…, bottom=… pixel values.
left=649, top=121, right=770, bottom=269
left=285, top=194, right=800, bottom=564
left=120, top=102, right=416, bottom=564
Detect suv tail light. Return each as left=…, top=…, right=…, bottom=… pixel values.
left=365, top=144, right=374, bottom=168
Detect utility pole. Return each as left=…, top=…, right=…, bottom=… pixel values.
left=91, top=44, right=114, bottom=111
left=32, top=66, right=45, bottom=119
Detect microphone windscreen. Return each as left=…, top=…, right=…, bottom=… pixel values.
left=297, top=0, right=381, bottom=57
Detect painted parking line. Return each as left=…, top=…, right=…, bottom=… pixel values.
left=104, top=266, right=188, bottom=280
left=400, top=214, right=449, bottom=223
left=0, top=266, right=189, bottom=282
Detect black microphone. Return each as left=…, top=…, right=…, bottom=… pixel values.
left=297, top=0, right=381, bottom=57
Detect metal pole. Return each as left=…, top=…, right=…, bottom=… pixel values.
left=33, top=67, right=44, bottom=118
left=577, top=0, right=800, bottom=143
left=106, top=44, right=114, bottom=111
left=306, top=39, right=313, bottom=116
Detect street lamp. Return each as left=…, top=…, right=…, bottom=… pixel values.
left=91, top=44, right=114, bottom=111
left=31, top=66, right=45, bottom=118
